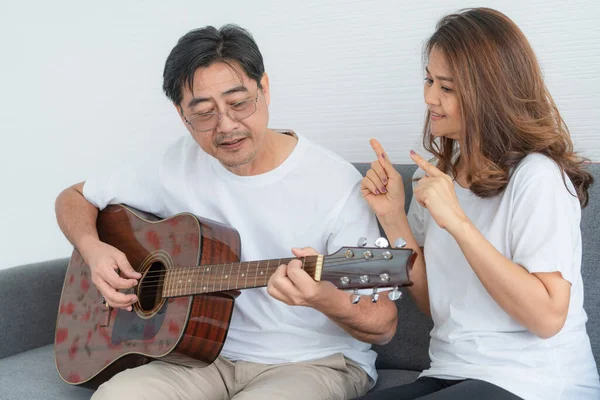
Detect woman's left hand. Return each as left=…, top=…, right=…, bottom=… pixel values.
left=410, top=150, right=468, bottom=232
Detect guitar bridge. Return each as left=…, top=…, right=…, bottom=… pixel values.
left=100, top=302, right=112, bottom=327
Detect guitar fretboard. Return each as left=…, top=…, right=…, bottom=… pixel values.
left=160, top=256, right=323, bottom=298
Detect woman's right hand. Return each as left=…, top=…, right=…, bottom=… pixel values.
left=360, top=139, right=405, bottom=221
left=361, top=139, right=406, bottom=220
left=80, top=238, right=141, bottom=311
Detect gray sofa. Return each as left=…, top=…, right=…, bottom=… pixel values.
left=0, top=164, right=598, bottom=399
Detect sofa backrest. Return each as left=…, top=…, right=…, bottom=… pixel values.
left=581, top=163, right=600, bottom=369
left=353, top=163, right=600, bottom=371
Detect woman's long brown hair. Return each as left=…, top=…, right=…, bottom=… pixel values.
left=423, top=8, right=593, bottom=207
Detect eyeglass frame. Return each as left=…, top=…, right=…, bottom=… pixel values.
left=180, top=91, right=260, bottom=133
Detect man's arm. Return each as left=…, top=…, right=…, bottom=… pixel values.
left=56, top=182, right=100, bottom=251
left=267, top=247, right=397, bottom=345
left=55, top=182, right=140, bottom=310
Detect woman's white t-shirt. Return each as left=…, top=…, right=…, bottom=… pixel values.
left=408, top=153, right=600, bottom=400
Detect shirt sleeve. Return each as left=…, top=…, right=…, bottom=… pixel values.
left=82, top=148, right=167, bottom=217
left=406, top=168, right=427, bottom=247
left=509, top=158, right=581, bottom=283
left=326, top=180, right=381, bottom=255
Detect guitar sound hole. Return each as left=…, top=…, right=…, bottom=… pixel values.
left=138, top=261, right=166, bottom=313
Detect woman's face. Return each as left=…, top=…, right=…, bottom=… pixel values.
left=424, top=47, right=462, bottom=141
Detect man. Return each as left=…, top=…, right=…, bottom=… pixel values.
left=55, top=24, right=398, bottom=400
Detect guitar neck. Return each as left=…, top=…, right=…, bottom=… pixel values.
left=162, top=256, right=323, bottom=298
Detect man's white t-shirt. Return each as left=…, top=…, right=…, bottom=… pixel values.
left=83, top=133, right=382, bottom=382
left=408, top=153, right=600, bottom=399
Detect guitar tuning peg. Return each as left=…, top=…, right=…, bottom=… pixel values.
left=394, top=238, right=407, bottom=248
left=357, top=237, right=368, bottom=247
left=351, top=289, right=361, bottom=304
left=371, top=288, right=379, bottom=303
left=374, top=237, right=389, bottom=248
left=388, top=286, right=403, bottom=301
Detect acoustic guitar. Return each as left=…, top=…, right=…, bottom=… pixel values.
left=55, top=204, right=415, bottom=388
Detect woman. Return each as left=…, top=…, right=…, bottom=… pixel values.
left=359, top=8, right=600, bottom=400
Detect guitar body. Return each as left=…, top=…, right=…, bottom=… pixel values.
left=54, top=205, right=241, bottom=388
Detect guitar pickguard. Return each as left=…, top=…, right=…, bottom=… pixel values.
left=111, top=303, right=168, bottom=344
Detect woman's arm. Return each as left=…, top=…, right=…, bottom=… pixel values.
left=449, top=218, right=570, bottom=338
left=378, top=213, right=430, bottom=316
left=360, top=140, right=430, bottom=315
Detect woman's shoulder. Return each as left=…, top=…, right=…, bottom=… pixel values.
left=511, top=153, right=563, bottom=183
left=509, top=153, right=578, bottom=202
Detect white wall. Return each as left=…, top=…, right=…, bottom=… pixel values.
left=1, top=0, right=599, bottom=269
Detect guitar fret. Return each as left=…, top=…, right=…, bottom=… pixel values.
left=174, top=267, right=178, bottom=297
left=178, top=268, right=182, bottom=297
left=169, top=267, right=175, bottom=297
left=185, top=268, right=190, bottom=296
left=218, top=264, right=222, bottom=291
left=176, top=266, right=181, bottom=297
left=179, top=266, right=184, bottom=296
left=180, top=266, right=185, bottom=296
left=163, top=269, right=168, bottom=297
left=265, top=259, right=270, bottom=286
left=228, top=262, right=233, bottom=290
left=171, top=267, right=176, bottom=297
left=199, top=264, right=205, bottom=294
left=170, top=268, right=175, bottom=297
left=245, top=261, right=250, bottom=289
left=220, top=263, right=227, bottom=291
left=204, top=265, right=210, bottom=294
left=236, top=262, right=241, bottom=290
left=165, top=268, right=171, bottom=297
left=194, top=264, right=198, bottom=295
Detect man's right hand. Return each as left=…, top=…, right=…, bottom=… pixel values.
left=79, top=238, right=141, bottom=311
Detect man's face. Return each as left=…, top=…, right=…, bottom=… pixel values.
left=177, top=62, right=270, bottom=172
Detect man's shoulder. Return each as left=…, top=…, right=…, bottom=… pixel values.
left=299, top=135, right=361, bottom=182
left=163, top=134, right=200, bottom=155
left=160, top=135, right=208, bottom=167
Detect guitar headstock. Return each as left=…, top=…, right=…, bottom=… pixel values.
left=320, top=239, right=415, bottom=291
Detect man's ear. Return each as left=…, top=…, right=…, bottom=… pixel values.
left=174, top=103, right=187, bottom=124
left=260, top=73, right=270, bottom=107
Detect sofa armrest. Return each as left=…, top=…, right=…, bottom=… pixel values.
left=0, top=258, right=69, bottom=359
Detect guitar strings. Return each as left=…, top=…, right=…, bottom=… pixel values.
left=137, top=256, right=381, bottom=283
left=135, top=257, right=399, bottom=291
left=137, top=255, right=389, bottom=279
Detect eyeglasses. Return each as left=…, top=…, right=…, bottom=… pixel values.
left=183, top=92, right=260, bottom=132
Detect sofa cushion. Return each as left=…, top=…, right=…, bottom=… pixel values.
left=370, top=369, right=420, bottom=392
left=0, top=344, right=93, bottom=400
left=0, top=345, right=417, bottom=397
left=0, top=258, right=69, bottom=359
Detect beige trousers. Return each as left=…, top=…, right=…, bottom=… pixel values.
left=92, top=353, right=371, bottom=400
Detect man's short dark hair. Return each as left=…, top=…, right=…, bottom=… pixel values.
left=162, top=24, right=265, bottom=106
